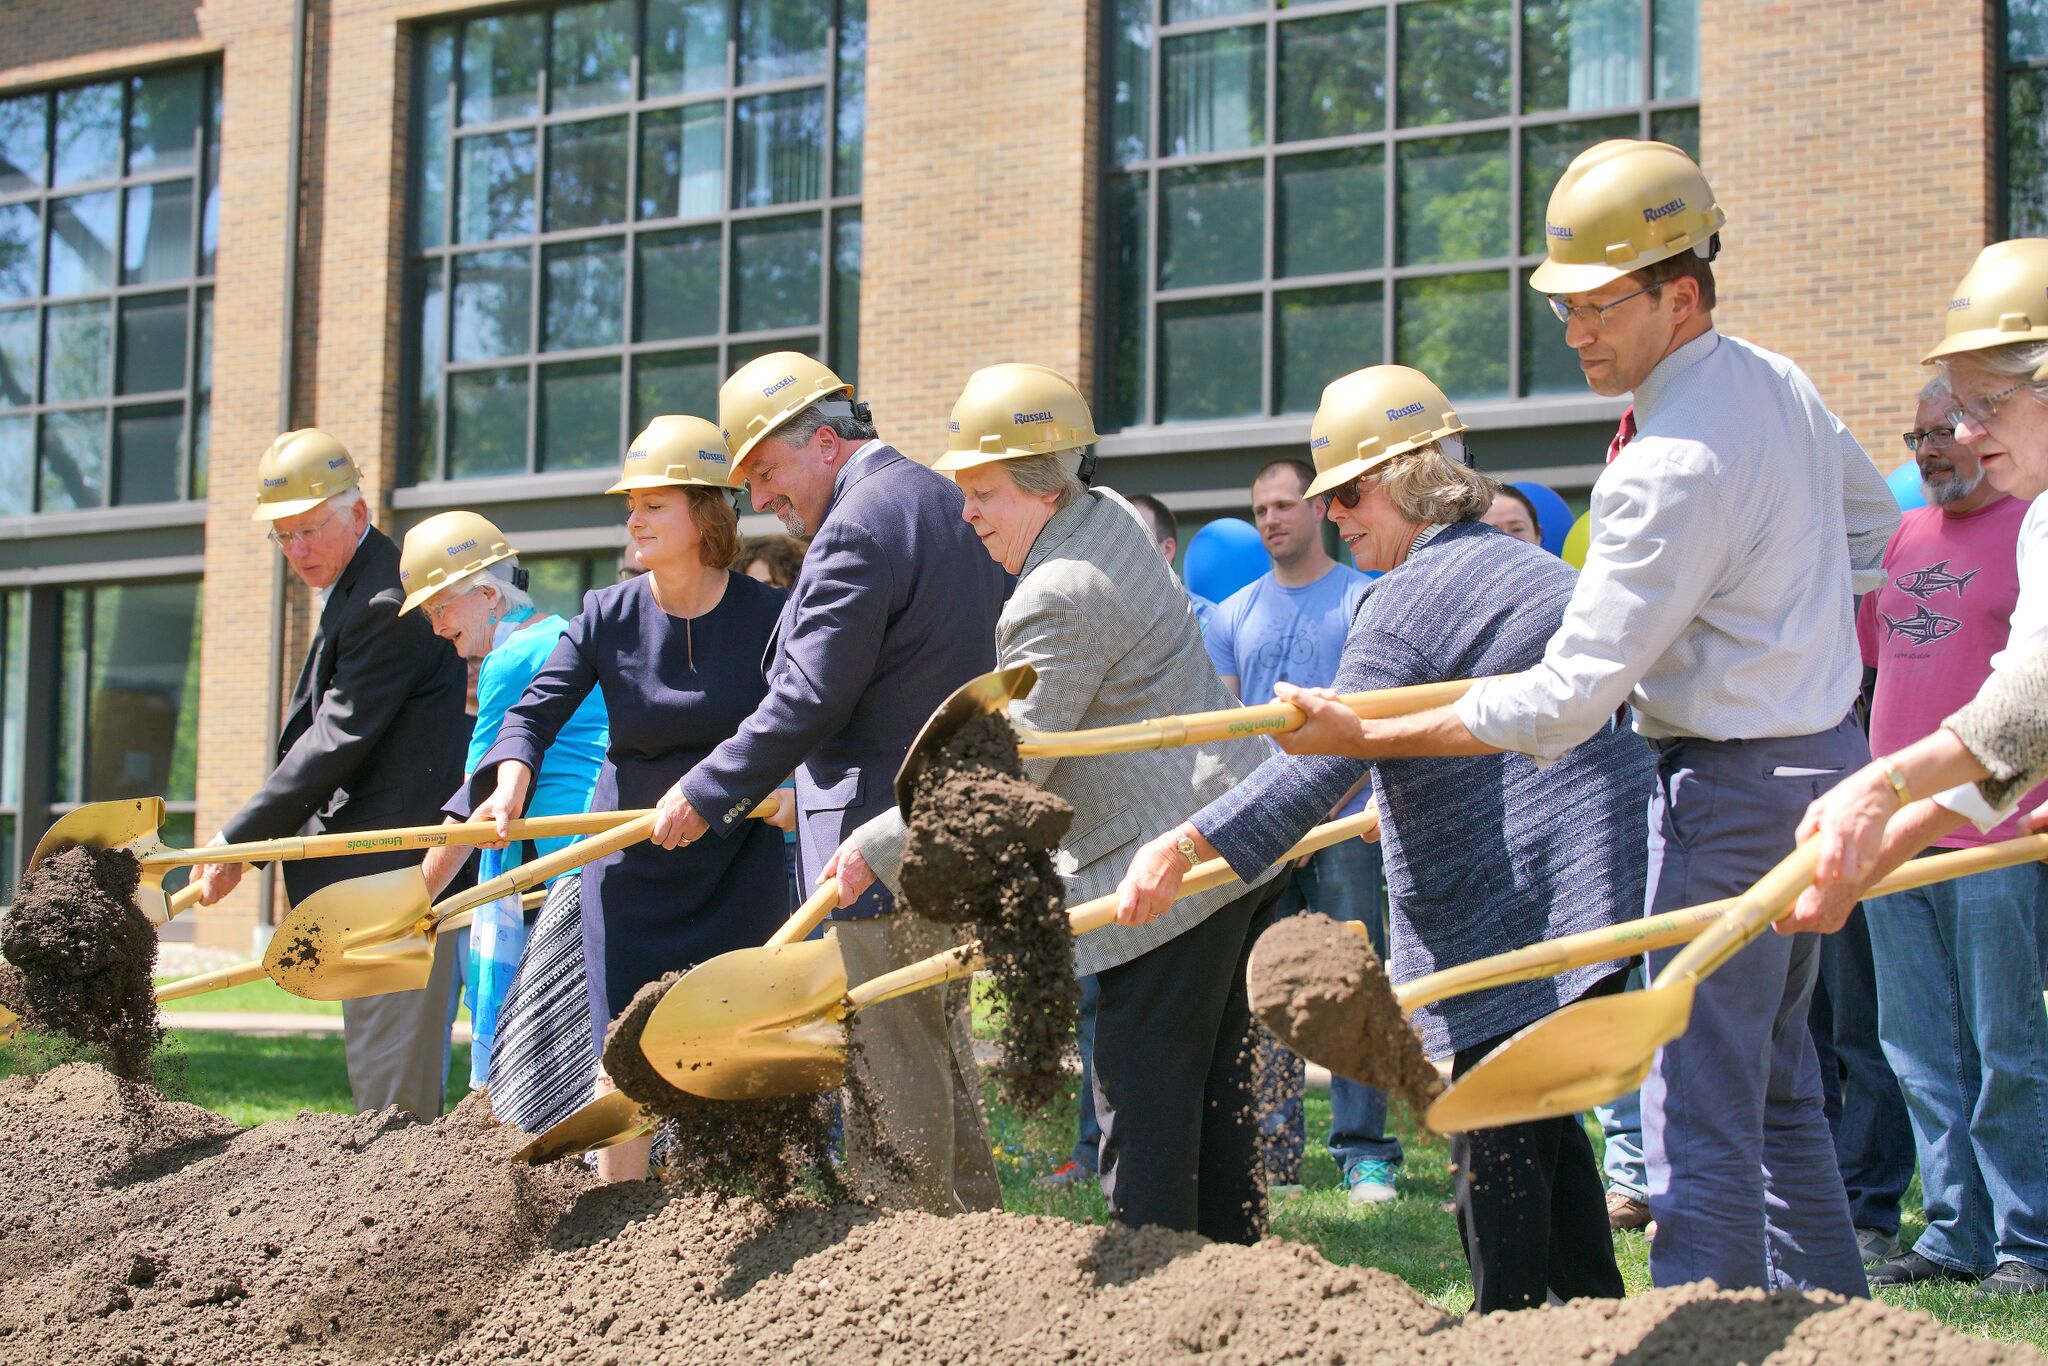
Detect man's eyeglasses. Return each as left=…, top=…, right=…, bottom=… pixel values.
left=1901, top=427, right=1956, bottom=453
left=1945, top=381, right=2028, bottom=432
left=1546, top=282, right=1663, bottom=327
left=267, top=508, right=341, bottom=551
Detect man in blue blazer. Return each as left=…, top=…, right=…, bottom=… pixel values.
left=654, top=353, right=1007, bottom=1214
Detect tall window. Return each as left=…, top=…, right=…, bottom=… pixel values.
left=407, top=0, right=865, bottom=483
left=1100, top=0, right=1699, bottom=431
left=2007, top=2, right=2048, bottom=235
left=0, top=66, right=220, bottom=514
left=0, top=590, right=23, bottom=894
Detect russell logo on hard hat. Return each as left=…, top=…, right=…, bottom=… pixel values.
left=445, top=537, right=479, bottom=557
left=762, top=375, right=796, bottom=398
left=1642, top=197, right=1687, bottom=223
left=1385, top=401, right=1427, bottom=421
left=1013, top=410, right=1055, bottom=424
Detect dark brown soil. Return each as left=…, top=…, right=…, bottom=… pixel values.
left=899, top=711, right=1077, bottom=1113
left=602, top=972, right=842, bottom=1201
left=0, top=844, right=161, bottom=1078
left=0, top=1063, right=2027, bottom=1365
left=1247, top=911, right=1443, bottom=1114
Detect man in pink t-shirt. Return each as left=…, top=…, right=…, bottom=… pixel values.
left=1852, top=380, right=2048, bottom=1294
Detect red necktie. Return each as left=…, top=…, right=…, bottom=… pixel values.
left=1605, top=406, right=1636, bottom=464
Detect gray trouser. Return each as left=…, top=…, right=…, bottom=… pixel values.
left=834, top=914, right=1003, bottom=1216
left=340, top=928, right=465, bottom=1120
left=1641, top=717, right=1868, bottom=1296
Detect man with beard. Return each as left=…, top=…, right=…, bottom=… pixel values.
left=1845, top=376, right=2048, bottom=1293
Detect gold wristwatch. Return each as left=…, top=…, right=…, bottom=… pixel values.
left=1174, top=831, right=1201, bottom=869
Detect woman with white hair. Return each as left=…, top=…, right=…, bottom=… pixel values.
left=401, top=510, right=608, bottom=1136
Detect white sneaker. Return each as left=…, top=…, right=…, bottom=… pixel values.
left=1345, top=1159, right=1398, bottom=1205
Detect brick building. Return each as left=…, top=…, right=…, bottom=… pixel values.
left=0, top=0, right=2020, bottom=948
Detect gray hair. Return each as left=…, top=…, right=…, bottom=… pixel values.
left=771, top=397, right=878, bottom=452
left=326, top=486, right=366, bottom=518
left=455, top=560, right=533, bottom=617
left=1003, top=452, right=1086, bottom=511
left=1372, top=441, right=1498, bottom=526
left=1917, top=374, right=1952, bottom=406
left=1937, top=340, right=2048, bottom=409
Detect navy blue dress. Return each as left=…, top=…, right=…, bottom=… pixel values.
left=463, top=571, right=791, bottom=1047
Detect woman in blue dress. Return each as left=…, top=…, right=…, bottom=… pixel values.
left=460, top=416, right=792, bottom=1180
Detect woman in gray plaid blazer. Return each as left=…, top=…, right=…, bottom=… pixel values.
left=832, top=364, right=1288, bottom=1243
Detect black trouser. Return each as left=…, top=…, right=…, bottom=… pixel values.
left=1093, top=880, right=1282, bottom=1245
left=1451, top=967, right=1630, bottom=1312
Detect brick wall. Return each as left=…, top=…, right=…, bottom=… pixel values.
left=1703, top=0, right=1998, bottom=475
left=860, top=0, right=1098, bottom=458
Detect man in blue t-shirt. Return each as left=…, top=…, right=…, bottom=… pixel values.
left=1207, top=458, right=1402, bottom=1207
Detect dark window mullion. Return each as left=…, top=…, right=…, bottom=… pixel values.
left=528, top=57, right=548, bottom=475
left=437, top=254, right=453, bottom=480
left=1506, top=0, right=1524, bottom=398
left=621, top=28, right=641, bottom=448
left=1261, top=9, right=1277, bottom=416
left=1143, top=0, right=1162, bottom=427
left=1381, top=0, right=1398, bottom=365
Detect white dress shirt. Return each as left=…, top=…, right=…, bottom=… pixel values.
left=1935, top=492, right=2048, bottom=827
left=1458, top=328, right=1898, bottom=764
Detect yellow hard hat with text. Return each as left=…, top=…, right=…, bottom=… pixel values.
left=932, top=364, right=1099, bottom=476
left=1924, top=238, right=2048, bottom=371
left=398, top=510, right=517, bottom=616
left=718, top=352, right=853, bottom=479
left=1528, top=139, right=1725, bottom=295
left=1306, top=366, right=1467, bottom=499
left=251, top=428, right=361, bottom=522
left=609, top=415, right=739, bottom=493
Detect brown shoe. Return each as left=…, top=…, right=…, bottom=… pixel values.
left=1606, top=1192, right=1652, bottom=1231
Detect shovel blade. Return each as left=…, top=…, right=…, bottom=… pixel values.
left=892, top=664, right=1037, bottom=808
left=514, top=1090, right=659, bottom=1164
left=265, top=868, right=432, bottom=998
left=26, top=798, right=176, bottom=920
left=639, top=938, right=852, bottom=1100
left=1424, top=985, right=1693, bottom=1133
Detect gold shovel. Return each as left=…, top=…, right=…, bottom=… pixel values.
left=262, top=798, right=781, bottom=1002
left=893, top=663, right=1487, bottom=804
left=23, top=796, right=667, bottom=926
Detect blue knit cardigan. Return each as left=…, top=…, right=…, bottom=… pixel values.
left=1196, top=520, right=1653, bottom=1057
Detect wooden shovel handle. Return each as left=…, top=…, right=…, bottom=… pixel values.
left=151, top=881, right=205, bottom=927
left=769, top=878, right=840, bottom=947
left=847, top=808, right=1381, bottom=1012
left=155, top=958, right=268, bottom=1004
left=1397, top=831, right=2048, bottom=1011
left=426, top=811, right=661, bottom=930
left=1016, top=678, right=1489, bottom=758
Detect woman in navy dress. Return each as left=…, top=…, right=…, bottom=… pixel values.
left=461, top=416, right=792, bottom=1179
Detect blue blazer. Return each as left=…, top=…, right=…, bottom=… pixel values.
left=681, top=443, right=1007, bottom=916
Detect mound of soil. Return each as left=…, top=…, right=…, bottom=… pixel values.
left=0, top=1064, right=2026, bottom=1365
left=601, top=973, right=841, bottom=1201
left=1247, top=911, right=1443, bottom=1114
left=899, top=712, right=1077, bottom=1113
left=0, top=845, right=160, bottom=1078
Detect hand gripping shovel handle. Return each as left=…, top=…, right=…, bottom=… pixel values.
left=1394, top=832, right=2048, bottom=1011
left=423, top=810, right=662, bottom=933
left=1016, top=678, right=1489, bottom=758
left=844, top=807, right=1381, bottom=1014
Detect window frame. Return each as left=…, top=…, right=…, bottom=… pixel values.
left=1096, top=0, right=1700, bottom=435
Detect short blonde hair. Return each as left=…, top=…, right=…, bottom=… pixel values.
left=1372, top=443, right=1498, bottom=525
left=1003, top=452, right=1085, bottom=511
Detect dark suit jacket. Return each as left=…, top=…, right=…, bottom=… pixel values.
left=680, top=443, right=1006, bottom=917
left=222, top=526, right=471, bottom=904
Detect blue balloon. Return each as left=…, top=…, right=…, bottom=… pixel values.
left=1886, top=462, right=1928, bottom=511
left=1184, top=517, right=1271, bottom=604
left=1511, top=481, right=1575, bottom=558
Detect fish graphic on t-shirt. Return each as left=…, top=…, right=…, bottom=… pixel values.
left=1879, top=603, right=1963, bottom=645
left=1895, top=560, right=1979, bottom=600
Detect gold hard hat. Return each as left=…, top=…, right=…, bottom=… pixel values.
left=608, top=415, right=739, bottom=493
left=398, top=511, right=518, bottom=616
left=717, top=352, right=852, bottom=479
left=932, top=364, right=1100, bottom=476
left=1305, top=365, right=1467, bottom=499
left=1527, top=139, right=1726, bottom=295
left=1924, top=239, right=2048, bottom=371
left=251, top=428, right=361, bottom=522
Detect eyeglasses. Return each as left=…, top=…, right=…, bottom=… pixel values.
left=1945, top=381, right=2028, bottom=432
left=1547, top=282, right=1663, bottom=328
left=1901, top=427, right=1956, bottom=453
left=266, top=508, right=341, bottom=551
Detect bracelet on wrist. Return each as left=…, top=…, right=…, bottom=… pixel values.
left=1878, top=757, right=1912, bottom=808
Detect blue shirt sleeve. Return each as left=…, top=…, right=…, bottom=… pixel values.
left=1206, top=586, right=1245, bottom=683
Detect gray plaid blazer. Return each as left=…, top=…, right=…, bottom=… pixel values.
left=850, top=486, right=1280, bottom=976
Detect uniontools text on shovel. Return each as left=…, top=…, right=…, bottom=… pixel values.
left=893, top=663, right=1487, bottom=803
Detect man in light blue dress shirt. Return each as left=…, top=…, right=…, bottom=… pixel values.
left=1256, top=140, right=1897, bottom=1295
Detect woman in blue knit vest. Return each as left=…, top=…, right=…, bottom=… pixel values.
left=1114, top=364, right=1655, bottom=1313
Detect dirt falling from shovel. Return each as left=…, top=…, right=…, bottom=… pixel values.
left=1247, top=911, right=1443, bottom=1114
left=0, top=845, right=161, bottom=1080
left=602, top=972, right=842, bottom=1202
left=899, top=711, right=1077, bottom=1114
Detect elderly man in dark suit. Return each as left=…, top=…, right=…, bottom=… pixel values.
left=191, top=429, right=471, bottom=1119
left=650, top=353, right=1008, bottom=1215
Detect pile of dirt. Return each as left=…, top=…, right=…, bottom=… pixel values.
left=899, top=711, right=1077, bottom=1113
left=0, top=844, right=161, bottom=1078
left=1247, top=911, right=1443, bottom=1114
left=0, top=1064, right=2027, bottom=1365
left=601, top=972, right=841, bottom=1201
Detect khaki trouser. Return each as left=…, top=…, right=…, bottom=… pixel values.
left=833, top=914, right=1002, bottom=1215
left=340, top=929, right=464, bottom=1120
